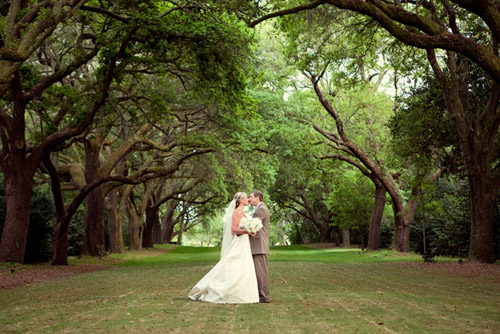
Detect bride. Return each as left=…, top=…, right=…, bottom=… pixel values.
left=188, top=192, right=259, bottom=303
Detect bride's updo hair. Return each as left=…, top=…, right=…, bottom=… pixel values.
left=233, top=192, right=246, bottom=208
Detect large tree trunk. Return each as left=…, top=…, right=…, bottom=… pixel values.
left=426, top=50, right=498, bottom=262
left=0, top=174, right=35, bottom=263
left=392, top=199, right=410, bottom=252
left=85, top=187, right=106, bottom=256
left=468, top=174, right=495, bottom=262
left=177, top=220, right=184, bottom=245
left=52, top=218, right=70, bottom=265
left=333, top=226, right=341, bottom=246
left=162, top=200, right=177, bottom=243
left=49, top=156, right=69, bottom=265
left=127, top=197, right=143, bottom=251
left=107, top=154, right=127, bottom=254
left=143, top=203, right=158, bottom=248
left=368, top=183, right=386, bottom=250
left=319, top=224, right=334, bottom=243
left=153, top=220, right=163, bottom=244
left=107, top=189, right=119, bottom=253
left=114, top=207, right=126, bottom=253
left=0, top=77, right=37, bottom=263
left=162, top=218, right=175, bottom=243
left=83, top=139, right=106, bottom=256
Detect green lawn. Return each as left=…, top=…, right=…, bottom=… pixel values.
left=1, top=246, right=499, bottom=333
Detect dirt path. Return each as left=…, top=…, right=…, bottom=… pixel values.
left=0, top=263, right=112, bottom=290
left=0, top=248, right=173, bottom=290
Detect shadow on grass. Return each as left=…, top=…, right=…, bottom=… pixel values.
left=110, top=244, right=432, bottom=267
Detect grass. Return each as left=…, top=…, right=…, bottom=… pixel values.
left=1, top=245, right=499, bottom=333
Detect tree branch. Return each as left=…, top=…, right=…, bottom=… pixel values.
left=318, top=153, right=372, bottom=178
left=31, top=29, right=136, bottom=165
left=249, top=0, right=327, bottom=27
left=250, top=0, right=500, bottom=83
left=80, top=5, right=130, bottom=22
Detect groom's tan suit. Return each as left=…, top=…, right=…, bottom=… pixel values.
left=249, top=202, right=271, bottom=303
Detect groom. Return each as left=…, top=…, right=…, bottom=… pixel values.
left=248, top=190, right=271, bottom=303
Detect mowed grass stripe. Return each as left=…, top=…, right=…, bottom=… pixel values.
left=1, top=247, right=499, bottom=333
left=302, top=262, right=499, bottom=333
left=363, top=263, right=500, bottom=312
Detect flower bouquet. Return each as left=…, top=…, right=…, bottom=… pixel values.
left=238, top=217, right=263, bottom=237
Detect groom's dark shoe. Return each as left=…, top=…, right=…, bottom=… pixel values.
left=259, top=299, right=270, bottom=303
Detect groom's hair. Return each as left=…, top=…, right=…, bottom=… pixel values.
left=251, top=190, right=263, bottom=202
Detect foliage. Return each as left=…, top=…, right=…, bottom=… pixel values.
left=3, top=0, right=498, bottom=263
left=67, top=209, right=86, bottom=257
left=389, top=74, right=459, bottom=171
left=183, top=215, right=223, bottom=247
left=326, top=169, right=372, bottom=231
left=24, top=189, right=56, bottom=263
left=409, top=177, right=471, bottom=257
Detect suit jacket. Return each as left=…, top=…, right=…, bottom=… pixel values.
left=250, top=202, right=270, bottom=255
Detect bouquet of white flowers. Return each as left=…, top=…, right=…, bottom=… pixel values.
left=238, top=217, right=263, bottom=234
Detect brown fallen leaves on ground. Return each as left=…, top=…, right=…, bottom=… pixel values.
left=397, top=261, right=500, bottom=283
left=0, top=263, right=112, bottom=290
left=0, top=248, right=172, bottom=290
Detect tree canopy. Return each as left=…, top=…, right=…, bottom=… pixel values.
left=0, top=0, right=499, bottom=264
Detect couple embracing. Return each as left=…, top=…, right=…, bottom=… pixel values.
left=188, top=190, right=271, bottom=304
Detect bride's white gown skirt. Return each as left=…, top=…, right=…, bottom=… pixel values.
left=188, top=234, right=259, bottom=304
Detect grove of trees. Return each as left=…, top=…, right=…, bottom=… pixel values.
left=0, top=0, right=499, bottom=264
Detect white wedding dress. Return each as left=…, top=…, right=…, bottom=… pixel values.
left=188, top=212, right=259, bottom=304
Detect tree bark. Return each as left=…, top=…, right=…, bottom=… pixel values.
left=143, top=202, right=159, bottom=248
left=177, top=220, right=184, bottom=245
left=390, top=197, right=410, bottom=252
left=0, top=173, right=35, bottom=263
left=162, top=200, right=177, bottom=243
left=83, top=139, right=107, bottom=256
left=0, top=73, right=37, bottom=263
left=333, top=226, right=341, bottom=246
left=127, top=195, right=143, bottom=251
left=468, top=174, right=495, bottom=262
left=319, top=224, right=334, bottom=243
left=43, top=155, right=70, bottom=266
left=114, top=201, right=126, bottom=254
left=52, top=222, right=69, bottom=265
left=153, top=220, right=163, bottom=244
left=368, top=183, right=386, bottom=250
left=106, top=189, right=119, bottom=253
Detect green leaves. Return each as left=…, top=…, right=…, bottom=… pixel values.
left=389, top=74, right=458, bottom=171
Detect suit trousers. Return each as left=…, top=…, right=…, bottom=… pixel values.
left=252, top=254, right=269, bottom=303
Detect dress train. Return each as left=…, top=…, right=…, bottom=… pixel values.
left=188, top=234, right=258, bottom=304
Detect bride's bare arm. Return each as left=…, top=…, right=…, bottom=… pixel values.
left=231, top=209, right=248, bottom=234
